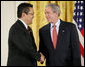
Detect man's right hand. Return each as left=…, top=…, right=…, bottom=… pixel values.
left=39, top=52, right=45, bottom=64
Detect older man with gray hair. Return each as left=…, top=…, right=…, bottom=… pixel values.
left=39, top=3, right=81, bottom=66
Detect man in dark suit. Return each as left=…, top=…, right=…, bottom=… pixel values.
left=7, top=3, right=44, bottom=66
left=39, top=3, right=81, bottom=66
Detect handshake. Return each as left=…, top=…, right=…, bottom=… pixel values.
left=39, top=52, right=45, bottom=64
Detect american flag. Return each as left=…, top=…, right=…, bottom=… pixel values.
left=73, top=1, right=84, bottom=66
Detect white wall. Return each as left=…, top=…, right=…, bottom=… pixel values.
left=1, top=1, right=28, bottom=66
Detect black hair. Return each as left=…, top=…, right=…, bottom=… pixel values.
left=17, top=3, right=33, bottom=18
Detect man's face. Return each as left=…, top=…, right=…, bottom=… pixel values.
left=26, top=7, right=34, bottom=25
left=45, top=6, right=58, bottom=23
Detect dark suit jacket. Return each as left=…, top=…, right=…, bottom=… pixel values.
left=7, top=20, right=41, bottom=66
left=39, top=19, right=81, bottom=66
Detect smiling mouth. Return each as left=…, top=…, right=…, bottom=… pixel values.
left=47, top=19, right=50, bottom=20
left=46, top=18, right=49, bottom=19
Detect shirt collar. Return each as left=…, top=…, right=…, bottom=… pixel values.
left=19, top=19, right=28, bottom=29
left=51, top=19, right=60, bottom=29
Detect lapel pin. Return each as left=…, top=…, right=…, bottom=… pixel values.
left=62, top=30, right=65, bottom=32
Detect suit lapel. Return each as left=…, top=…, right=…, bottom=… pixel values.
left=17, top=20, right=30, bottom=37
left=57, top=20, right=65, bottom=47
left=47, top=20, right=65, bottom=49
left=44, top=23, right=54, bottom=50
left=17, top=20, right=36, bottom=48
left=42, top=20, right=66, bottom=50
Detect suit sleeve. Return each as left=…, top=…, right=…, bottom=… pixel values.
left=39, top=29, right=48, bottom=58
left=71, top=24, right=81, bottom=66
left=10, top=28, right=41, bottom=61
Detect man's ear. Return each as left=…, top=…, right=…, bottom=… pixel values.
left=55, top=11, right=58, bottom=17
left=22, top=13, right=26, bottom=17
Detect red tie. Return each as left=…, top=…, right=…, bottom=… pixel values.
left=27, top=26, right=30, bottom=34
left=53, top=24, right=57, bottom=49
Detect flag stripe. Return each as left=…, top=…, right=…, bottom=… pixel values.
left=81, top=28, right=84, bottom=37
left=81, top=55, right=84, bottom=66
left=79, top=42, right=84, bottom=57
left=73, top=19, right=84, bottom=66
left=77, top=27, right=84, bottom=48
left=73, top=1, right=84, bottom=66
left=73, top=19, right=84, bottom=48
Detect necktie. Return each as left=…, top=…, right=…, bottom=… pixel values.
left=53, top=24, right=57, bottom=49
left=27, top=26, right=30, bottom=34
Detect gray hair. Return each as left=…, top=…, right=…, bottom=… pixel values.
left=46, top=3, right=61, bottom=16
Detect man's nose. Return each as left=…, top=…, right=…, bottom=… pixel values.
left=45, top=14, right=48, bottom=18
left=32, top=15, right=34, bottom=18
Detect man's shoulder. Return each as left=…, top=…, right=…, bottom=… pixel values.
left=39, top=23, right=50, bottom=32
left=9, top=20, right=22, bottom=33
left=61, top=20, right=76, bottom=27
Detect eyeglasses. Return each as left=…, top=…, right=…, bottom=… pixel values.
left=28, top=13, right=34, bottom=15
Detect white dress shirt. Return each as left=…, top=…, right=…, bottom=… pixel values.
left=50, top=19, right=61, bottom=42
left=19, top=19, right=28, bottom=30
